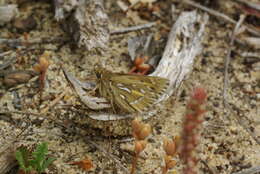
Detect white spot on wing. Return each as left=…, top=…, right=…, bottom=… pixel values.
left=117, top=86, right=131, bottom=93
left=140, top=89, right=145, bottom=93
left=130, top=96, right=144, bottom=105
left=120, top=94, right=126, bottom=99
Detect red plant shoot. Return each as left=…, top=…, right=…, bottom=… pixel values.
left=179, top=87, right=207, bottom=174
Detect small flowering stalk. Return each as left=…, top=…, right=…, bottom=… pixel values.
left=161, top=136, right=179, bottom=174
left=33, top=51, right=50, bottom=101
left=131, top=118, right=151, bottom=174
left=179, top=87, right=207, bottom=174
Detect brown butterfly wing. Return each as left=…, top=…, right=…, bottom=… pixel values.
left=95, top=67, right=169, bottom=113
left=109, top=74, right=169, bottom=113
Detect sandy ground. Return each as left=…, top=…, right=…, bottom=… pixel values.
left=0, top=0, right=259, bottom=174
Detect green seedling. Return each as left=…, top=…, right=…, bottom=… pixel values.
left=15, top=142, right=56, bottom=174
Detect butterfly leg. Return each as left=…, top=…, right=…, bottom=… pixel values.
left=129, top=56, right=152, bottom=75
left=129, top=66, right=137, bottom=74
left=87, top=85, right=98, bottom=96
left=138, top=64, right=152, bottom=75
left=129, top=56, right=145, bottom=74
left=110, top=95, right=117, bottom=113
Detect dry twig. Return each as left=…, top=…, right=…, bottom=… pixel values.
left=110, top=22, right=156, bottom=35
left=183, top=0, right=260, bottom=36
left=223, top=15, right=246, bottom=107
left=40, top=87, right=70, bottom=114
left=0, top=55, right=17, bottom=70
left=232, top=166, right=260, bottom=174
left=234, top=0, right=260, bottom=12
left=0, top=50, right=12, bottom=58
left=0, top=109, right=41, bottom=117
left=0, top=37, right=68, bottom=48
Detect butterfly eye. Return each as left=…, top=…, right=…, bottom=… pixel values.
left=96, top=72, right=102, bottom=79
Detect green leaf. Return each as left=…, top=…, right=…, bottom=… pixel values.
left=15, top=142, right=54, bottom=173
left=28, top=159, right=38, bottom=170
left=32, top=142, right=48, bottom=162
left=39, top=157, right=56, bottom=173
left=15, top=150, right=27, bottom=170
left=32, top=142, right=48, bottom=172
left=15, top=147, right=34, bottom=173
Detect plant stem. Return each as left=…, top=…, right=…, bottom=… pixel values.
left=131, top=153, right=138, bottom=174
left=161, top=166, right=168, bottom=174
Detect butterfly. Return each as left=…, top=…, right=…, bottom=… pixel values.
left=94, top=65, right=169, bottom=113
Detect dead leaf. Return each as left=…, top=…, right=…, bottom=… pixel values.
left=70, top=157, right=94, bottom=171
left=3, top=70, right=36, bottom=87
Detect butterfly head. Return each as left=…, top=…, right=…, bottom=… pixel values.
left=93, top=64, right=101, bottom=78
left=94, top=64, right=109, bottom=80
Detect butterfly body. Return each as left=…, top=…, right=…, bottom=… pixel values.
left=94, top=66, right=169, bottom=113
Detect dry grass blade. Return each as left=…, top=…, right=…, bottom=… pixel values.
left=111, top=22, right=156, bottom=35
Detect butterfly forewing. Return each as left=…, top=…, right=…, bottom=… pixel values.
left=95, top=67, right=169, bottom=113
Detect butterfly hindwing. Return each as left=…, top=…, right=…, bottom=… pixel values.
left=95, top=67, right=169, bottom=113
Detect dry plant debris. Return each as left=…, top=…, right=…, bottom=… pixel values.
left=3, top=70, right=35, bottom=88
left=69, top=157, right=94, bottom=171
